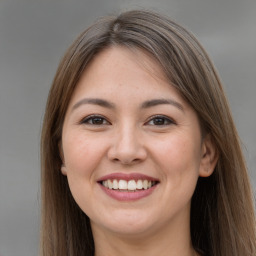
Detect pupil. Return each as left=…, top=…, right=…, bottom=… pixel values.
left=93, top=118, right=103, bottom=124
left=154, top=118, right=164, bottom=125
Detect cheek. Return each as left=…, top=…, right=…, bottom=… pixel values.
left=152, top=133, right=202, bottom=184
left=160, top=134, right=200, bottom=162
left=159, top=135, right=202, bottom=209
left=62, top=133, right=105, bottom=212
left=62, top=132, right=104, bottom=177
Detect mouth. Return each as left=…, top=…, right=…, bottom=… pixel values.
left=97, top=173, right=159, bottom=200
left=99, top=179, right=158, bottom=192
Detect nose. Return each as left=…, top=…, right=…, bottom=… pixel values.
left=107, top=125, right=147, bottom=165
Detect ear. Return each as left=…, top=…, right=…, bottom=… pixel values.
left=58, top=141, right=67, bottom=176
left=61, top=165, right=67, bottom=176
left=199, top=133, right=218, bottom=177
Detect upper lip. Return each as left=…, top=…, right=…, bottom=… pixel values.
left=97, top=172, right=159, bottom=182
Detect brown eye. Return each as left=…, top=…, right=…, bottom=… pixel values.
left=146, top=116, right=175, bottom=126
left=81, top=115, right=110, bottom=125
left=152, top=117, right=167, bottom=125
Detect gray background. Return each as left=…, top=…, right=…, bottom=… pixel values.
left=0, top=0, right=255, bottom=255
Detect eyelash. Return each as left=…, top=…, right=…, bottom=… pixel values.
left=80, top=114, right=175, bottom=126
left=145, top=115, right=176, bottom=126
left=80, top=115, right=111, bottom=125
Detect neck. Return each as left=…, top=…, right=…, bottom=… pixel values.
left=92, top=210, right=196, bottom=256
left=94, top=235, right=196, bottom=256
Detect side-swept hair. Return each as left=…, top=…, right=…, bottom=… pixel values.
left=41, top=10, right=256, bottom=256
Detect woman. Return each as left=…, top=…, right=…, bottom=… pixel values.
left=40, top=10, right=256, bottom=256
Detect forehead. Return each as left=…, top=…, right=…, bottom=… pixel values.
left=74, top=46, right=173, bottom=95
left=87, top=46, right=167, bottom=78
left=64, top=46, right=192, bottom=115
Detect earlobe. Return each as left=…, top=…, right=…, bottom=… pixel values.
left=58, top=141, right=67, bottom=175
left=199, top=133, right=219, bottom=177
left=61, top=165, right=67, bottom=176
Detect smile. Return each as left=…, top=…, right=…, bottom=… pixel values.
left=101, top=179, right=158, bottom=191
left=97, top=173, right=159, bottom=201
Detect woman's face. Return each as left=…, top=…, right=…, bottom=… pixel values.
left=61, top=46, right=214, bottom=238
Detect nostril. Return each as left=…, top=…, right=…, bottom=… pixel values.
left=115, top=158, right=142, bottom=165
left=107, top=139, right=147, bottom=164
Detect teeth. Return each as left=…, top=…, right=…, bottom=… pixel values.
left=102, top=179, right=157, bottom=191
left=113, top=179, right=118, bottom=189
left=136, top=180, right=143, bottom=189
left=143, top=180, right=148, bottom=189
left=119, top=180, right=127, bottom=190
left=128, top=180, right=136, bottom=190
left=107, top=179, right=113, bottom=189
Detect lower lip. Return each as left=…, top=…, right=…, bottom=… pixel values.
left=99, top=184, right=158, bottom=201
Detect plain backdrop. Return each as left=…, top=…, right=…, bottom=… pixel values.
left=0, top=0, right=255, bottom=255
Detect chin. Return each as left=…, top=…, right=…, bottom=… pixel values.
left=91, top=209, right=160, bottom=238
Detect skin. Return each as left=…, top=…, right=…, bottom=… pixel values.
left=61, top=46, right=217, bottom=256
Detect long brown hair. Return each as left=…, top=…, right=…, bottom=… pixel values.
left=40, top=10, right=256, bottom=256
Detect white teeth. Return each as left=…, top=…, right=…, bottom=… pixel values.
left=119, top=180, right=128, bottom=190
left=107, top=180, right=113, bottom=189
left=113, top=179, right=118, bottom=189
left=136, top=180, right=143, bottom=189
left=128, top=180, right=136, bottom=190
left=143, top=180, right=148, bottom=189
left=102, top=179, right=157, bottom=191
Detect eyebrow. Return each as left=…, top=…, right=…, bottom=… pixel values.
left=72, top=97, right=184, bottom=112
left=141, top=98, right=184, bottom=111
left=72, top=98, right=115, bottom=111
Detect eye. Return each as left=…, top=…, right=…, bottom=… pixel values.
left=146, top=115, right=175, bottom=126
left=80, top=115, right=111, bottom=125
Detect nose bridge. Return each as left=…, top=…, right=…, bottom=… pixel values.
left=119, top=124, right=138, bottom=150
left=108, top=121, right=146, bottom=164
